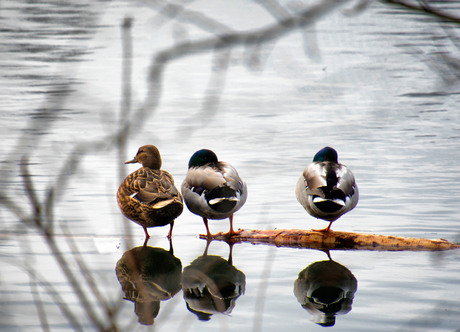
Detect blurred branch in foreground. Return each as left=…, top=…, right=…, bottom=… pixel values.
left=136, top=0, right=351, bottom=138
left=1, top=1, right=354, bottom=329
left=19, top=158, right=117, bottom=331
left=382, top=0, right=460, bottom=24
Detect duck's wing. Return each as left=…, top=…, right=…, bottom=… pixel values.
left=183, top=165, right=227, bottom=191
left=131, top=169, right=181, bottom=204
left=335, top=165, right=357, bottom=197
left=303, top=162, right=357, bottom=197
left=217, top=162, right=246, bottom=194
left=184, top=162, right=244, bottom=192
left=302, top=162, right=328, bottom=197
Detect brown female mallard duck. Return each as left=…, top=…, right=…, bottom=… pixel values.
left=117, top=145, right=183, bottom=239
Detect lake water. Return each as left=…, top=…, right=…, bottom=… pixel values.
left=1, top=0, right=460, bottom=331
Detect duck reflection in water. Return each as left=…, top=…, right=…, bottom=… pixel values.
left=294, top=252, right=357, bottom=327
left=115, top=241, right=182, bottom=325
left=182, top=240, right=246, bottom=321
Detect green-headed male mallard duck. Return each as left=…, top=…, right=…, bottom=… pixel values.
left=295, top=147, right=358, bottom=232
left=181, top=149, right=247, bottom=238
left=117, top=145, right=183, bottom=239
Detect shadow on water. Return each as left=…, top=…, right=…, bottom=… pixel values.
left=182, top=240, right=246, bottom=321
left=115, top=240, right=182, bottom=326
left=294, top=251, right=357, bottom=327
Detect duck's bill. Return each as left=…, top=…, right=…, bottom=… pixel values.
left=124, top=158, right=137, bottom=164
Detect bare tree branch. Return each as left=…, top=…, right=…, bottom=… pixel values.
left=128, top=0, right=350, bottom=138
left=20, top=157, right=42, bottom=227
left=254, top=0, right=291, bottom=21
left=9, top=257, right=84, bottom=331
left=27, top=260, right=50, bottom=331
left=144, top=0, right=233, bottom=34
left=382, top=0, right=460, bottom=23
left=118, top=17, right=134, bottom=250
left=0, top=193, right=31, bottom=226
left=61, top=223, right=111, bottom=317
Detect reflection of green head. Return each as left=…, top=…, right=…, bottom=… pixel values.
left=294, top=259, right=357, bottom=327
left=308, top=286, right=346, bottom=327
left=186, top=302, right=212, bottom=321
left=313, top=312, right=336, bottom=327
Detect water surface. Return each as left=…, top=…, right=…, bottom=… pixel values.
left=1, top=0, right=460, bottom=331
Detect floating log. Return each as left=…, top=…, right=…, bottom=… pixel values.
left=200, top=229, right=460, bottom=251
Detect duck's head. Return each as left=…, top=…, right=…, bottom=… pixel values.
left=188, top=149, right=218, bottom=168
left=313, top=147, right=338, bottom=163
left=125, top=145, right=162, bottom=169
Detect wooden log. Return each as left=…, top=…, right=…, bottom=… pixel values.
left=199, top=229, right=460, bottom=251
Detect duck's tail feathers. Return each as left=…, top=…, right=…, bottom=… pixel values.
left=151, top=198, right=182, bottom=209
left=205, top=185, right=238, bottom=213
left=312, top=195, right=345, bottom=213
left=306, top=188, right=324, bottom=197
left=326, top=167, right=338, bottom=189
left=208, top=197, right=239, bottom=205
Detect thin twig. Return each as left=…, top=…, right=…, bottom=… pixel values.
left=0, top=193, right=30, bottom=225
left=10, top=258, right=84, bottom=331
left=126, top=0, right=350, bottom=139
left=382, top=0, right=460, bottom=23
left=254, top=0, right=291, bottom=21
left=30, top=272, right=50, bottom=332
left=61, top=223, right=111, bottom=318
left=18, top=156, right=108, bottom=328
left=20, top=157, right=42, bottom=227
left=22, top=238, right=50, bottom=332
left=46, top=236, right=106, bottom=330
left=119, top=16, right=134, bottom=249
left=145, top=0, right=232, bottom=34
left=177, top=47, right=231, bottom=138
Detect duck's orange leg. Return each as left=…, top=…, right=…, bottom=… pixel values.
left=143, top=226, right=151, bottom=239
left=313, top=221, right=333, bottom=232
left=167, top=221, right=174, bottom=239
left=226, top=214, right=243, bottom=237
left=203, top=217, right=213, bottom=238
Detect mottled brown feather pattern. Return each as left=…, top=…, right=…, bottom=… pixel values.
left=117, top=167, right=183, bottom=228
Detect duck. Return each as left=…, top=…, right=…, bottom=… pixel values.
left=295, top=146, right=358, bottom=232
left=294, top=254, right=357, bottom=327
left=115, top=245, right=182, bottom=325
left=182, top=241, right=246, bottom=321
left=117, top=145, right=183, bottom=239
left=181, top=149, right=247, bottom=238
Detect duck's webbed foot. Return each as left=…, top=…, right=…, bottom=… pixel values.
left=312, top=221, right=333, bottom=232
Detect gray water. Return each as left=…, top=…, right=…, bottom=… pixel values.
left=1, top=0, right=460, bottom=331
